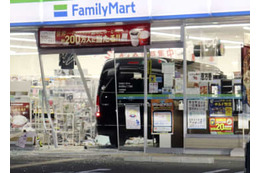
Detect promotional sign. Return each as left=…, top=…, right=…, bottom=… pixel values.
left=151, top=99, right=174, bottom=134
left=209, top=117, right=234, bottom=134
left=242, top=46, right=250, bottom=106
left=188, top=100, right=207, bottom=129
left=209, top=99, right=232, bottom=116
left=125, top=105, right=141, bottom=129
left=188, top=72, right=200, bottom=82
left=39, top=23, right=150, bottom=48
left=10, top=102, right=30, bottom=128
left=188, top=72, right=213, bottom=82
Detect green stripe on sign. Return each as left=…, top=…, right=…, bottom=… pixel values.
left=10, top=0, right=67, bottom=4
left=54, top=4, right=67, bottom=10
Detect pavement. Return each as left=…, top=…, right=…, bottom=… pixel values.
left=10, top=145, right=245, bottom=165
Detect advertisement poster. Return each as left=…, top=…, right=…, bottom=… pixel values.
left=39, top=23, right=150, bottom=48
left=125, top=105, right=141, bottom=129
left=209, top=99, right=232, bottom=116
left=242, top=46, right=250, bottom=106
left=175, top=78, right=183, bottom=93
left=151, top=99, right=174, bottom=134
left=209, top=117, right=234, bottom=134
left=149, top=83, right=158, bottom=93
left=10, top=102, right=30, bottom=128
left=188, top=100, right=207, bottom=129
left=188, top=72, right=200, bottom=82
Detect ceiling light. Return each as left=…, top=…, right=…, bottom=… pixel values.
left=10, top=37, right=36, bottom=42
left=243, top=27, right=250, bottom=30
left=10, top=45, right=38, bottom=50
left=151, top=26, right=180, bottom=31
left=186, top=23, right=250, bottom=29
left=10, top=33, right=35, bottom=36
left=151, top=32, right=180, bottom=37
left=11, top=52, right=39, bottom=55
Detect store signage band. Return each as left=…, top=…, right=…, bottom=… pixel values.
left=10, top=0, right=249, bottom=26
left=39, top=23, right=151, bottom=48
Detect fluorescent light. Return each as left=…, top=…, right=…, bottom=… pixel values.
left=225, top=46, right=243, bottom=49
left=151, top=32, right=180, bottom=37
left=151, top=26, right=180, bottom=31
left=243, top=27, right=250, bottom=31
left=10, top=45, right=38, bottom=50
left=10, top=37, right=36, bottom=42
left=220, top=40, right=243, bottom=45
left=186, top=23, right=250, bottom=29
left=11, top=52, right=39, bottom=55
left=10, top=33, right=35, bottom=36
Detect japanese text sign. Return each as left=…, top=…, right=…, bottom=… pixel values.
left=209, top=117, right=234, bottom=135
left=39, top=23, right=150, bottom=48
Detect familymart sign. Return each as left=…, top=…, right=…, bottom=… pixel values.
left=11, top=0, right=249, bottom=26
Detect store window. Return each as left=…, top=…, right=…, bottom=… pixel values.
left=185, top=22, right=250, bottom=135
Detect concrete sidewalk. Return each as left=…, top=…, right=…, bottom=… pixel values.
left=10, top=145, right=245, bottom=164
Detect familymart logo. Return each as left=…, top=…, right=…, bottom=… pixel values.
left=54, top=4, right=68, bottom=17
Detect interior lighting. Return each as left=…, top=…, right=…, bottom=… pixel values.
left=186, top=23, right=250, bottom=29
left=151, top=32, right=180, bottom=38
left=10, top=37, right=36, bottom=42
left=151, top=26, right=180, bottom=31
left=243, top=26, right=250, bottom=30
left=10, top=45, right=38, bottom=50
left=10, top=33, right=35, bottom=36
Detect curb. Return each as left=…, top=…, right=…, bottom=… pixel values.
left=124, top=156, right=214, bottom=164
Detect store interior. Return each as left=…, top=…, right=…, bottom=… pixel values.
left=10, top=16, right=250, bottom=148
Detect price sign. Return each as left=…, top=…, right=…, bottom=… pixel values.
left=209, top=117, right=234, bottom=134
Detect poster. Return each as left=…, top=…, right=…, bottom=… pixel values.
left=238, top=113, right=250, bottom=129
left=209, top=117, right=234, bottom=134
left=188, top=72, right=213, bottom=82
left=162, top=63, right=175, bottom=74
left=175, top=78, right=183, bottom=93
left=151, top=99, right=174, bottom=134
left=209, top=99, right=232, bottom=116
left=188, top=72, right=200, bottom=82
left=10, top=102, right=30, bottom=128
left=242, top=46, right=250, bottom=106
left=163, top=74, right=173, bottom=88
left=125, top=105, right=141, bottom=129
left=39, top=23, right=150, bottom=48
left=188, top=100, right=207, bottom=129
left=149, top=83, right=158, bottom=93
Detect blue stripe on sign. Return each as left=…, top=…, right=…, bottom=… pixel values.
left=54, top=11, right=67, bottom=17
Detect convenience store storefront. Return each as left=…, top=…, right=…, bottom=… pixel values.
left=10, top=0, right=250, bottom=151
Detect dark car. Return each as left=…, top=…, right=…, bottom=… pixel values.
left=96, top=57, right=224, bottom=147
left=245, top=140, right=250, bottom=173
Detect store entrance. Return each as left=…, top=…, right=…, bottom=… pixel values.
left=34, top=40, right=184, bottom=149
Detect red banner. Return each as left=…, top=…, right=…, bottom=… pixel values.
left=209, top=117, right=234, bottom=134
left=39, top=23, right=150, bottom=48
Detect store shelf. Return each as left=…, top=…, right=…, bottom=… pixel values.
left=117, top=94, right=242, bottom=100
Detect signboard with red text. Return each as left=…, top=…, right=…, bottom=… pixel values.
left=39, top=24, right=150, bottom=48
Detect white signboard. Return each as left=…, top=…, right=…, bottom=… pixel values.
left=188, top=72, right=200, bottom=82
left=149, top=83, right=158, bottom=93
left=175, top=78, right=183, bottom=93
left=125, top=105, right=141, bottom=129
left=188, top=100, right=207, bottom=129
left=153, top=111, right=172, bottom=133
left=238, top=113, right=250, bottom=129
left=11, top=0, right=249, bottom=26
left=162, top=63, right=175, bottom=74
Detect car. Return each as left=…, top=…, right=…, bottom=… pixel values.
left=245, top=140, right=250, bottom=173
left=96, top=57, right=224, bottom=147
